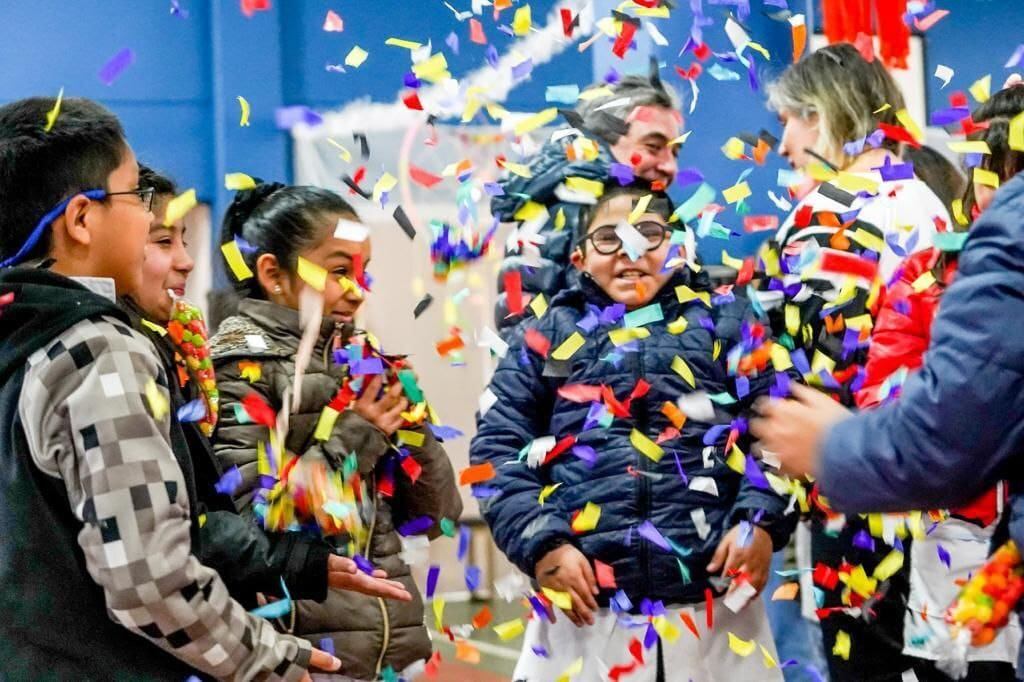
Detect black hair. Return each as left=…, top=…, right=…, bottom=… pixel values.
left=961, top=85, right=1024, bottom=220
left=220, top=181, right=360, bottom=299
left=0, top=97, right=127, bottom=263
left=902, top=146, right=965, bottom=215
left=575, top=181, right=676, bottom=245
left=138, top=164, right=178, bottom=198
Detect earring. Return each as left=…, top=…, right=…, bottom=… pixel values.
left=273, top=285, right=283, bottom=294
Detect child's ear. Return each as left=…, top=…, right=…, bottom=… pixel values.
left=255, top=253, right=287, bottom=299
left=58, top=194, right=95, bottom=248
left=569, top=246, right=586, bottom=271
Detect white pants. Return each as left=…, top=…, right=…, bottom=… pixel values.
left=512, top=596, right=783, bottom=682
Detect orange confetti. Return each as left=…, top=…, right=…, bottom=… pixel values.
left=680, top=611, right=701, bottom=639
left=472, top=605, right=493, bottom=629
left=459, top=462, right=496, bottom=486
left=771, top=582, right=800, bottom=601
left=661, top=401, right=687, bottom=429
left=455, top=639, right=480, bottom=664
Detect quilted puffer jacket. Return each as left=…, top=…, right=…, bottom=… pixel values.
left=471, top=270, right=795, bottom=608
left=211, top=298, right=462, bottom=680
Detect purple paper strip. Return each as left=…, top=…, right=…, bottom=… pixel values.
left=637, top=520, right=671, bottom=552
left=398, top=515, right=434, bottom=536
left=98, top=48, right=136, bottom=86
left=426, top=565, right=440, bottom=598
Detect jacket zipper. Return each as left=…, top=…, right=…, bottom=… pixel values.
left=635, top=346, right=652, bottom=599
left=364, top=472, right=391, bottom=678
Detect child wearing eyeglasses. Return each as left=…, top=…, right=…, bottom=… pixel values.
left=470, top=181, right=797, bottom=681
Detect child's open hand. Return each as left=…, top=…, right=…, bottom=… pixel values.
left=326, top=555, right=412, bottom=602
left=707, top=524, right=773, bottom=595
left=353, top=375, right=408, bottom=436
left=534, top=543, right=599, bottom=628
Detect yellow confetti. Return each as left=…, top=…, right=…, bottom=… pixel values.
left=433, top=597, right=445, bottom=630
left=542, top=587, right=573, bottom=611
left=237, top=95, right=251, bottom=126
left=163, top=189, right=197, bottom=226
left=770, top=344, right=793, bottom=371
left=873, top=549, right=905, bottom=581
left=538, top=483, right=562, bottom=506
left=671, top=356, right=696, bottom=388
left=140, top=318, right=167, bottom=336
left=849, top=227, right=884, bottom=253
left=873, top=103, right=892, bottom=114
left=832, top=630, right=851, bottom=660
left=314, top=406, right=340, bottom=441
left=721, top=250, right=744, bottom=270
left=969, top=74, right=991, bottom=103
left=628, top=194, right=654, bottom=224
left=551, top=332, right=586, bottom=361
left=384, top=37, right=422, bottom=50
left=514, top=107, right=558, bottom=136
left=225, top=172, right=257, bottom=190
left=630, top=429, right=665, bottom=462
left=608, top=327, right=650, bottom=346
left=372, top=172, right=398, bottom=204
left=896, top=109, right=924, bottom=143
left=565, top=177, right=605, bottom=197
left=556, top=658, right=584, bottom=682
left=493, top=618, right=525, bottom=641
left=397, top=429, right=426, bottom=448
left=667, top=317, right=688, bottom=335
left=578, top=86, right=614, bottom=101
left=554, top=207, right=567, bottom=231
left=675, top=285, right=711, bottom=307
left=344, top=45, right=369, bottom=68
left=911, top=271, right=937, bottom=293
left=512, top=4, right=531, bottom=35
left=44, top=87, right=64, bottom=132
left=975, top=167, right=1000, bottom=188
left=144, top=377, right=169, bottom=422
left=571, top=501, right=601, bottom=532
left=761, top=644, right=778, bottom=669
left=726, top=444, right=746, bottom=474
left=669, top=131, right=692, bottom=147
left=728, top=632, right=757, bottom=657
left=412, top=52, right=450, bottom=83
left=296, top=256, right=328, bottom=291
left=836, top=172, right=879, bottom=194
left=846, top=565, right=878, bottom=598
left=947, top=140, right=991, bottom=155
left=239, top=360, right=262, bottom=383
left=722, top=181, right=752, bottom=204
left=327, top=137, right=352, bottom=162
left=529, top=293, right=548, bottom=319
left=951, top=198, right=970, bottom=226
left=499, top=160, right=533, bottom=178
left=1010, top=111, right=1024, bottom=152
left=652, top=615, right=681, bottom=643
left=513, top=200, right=547, bottom=221
left=722, top=136, right=746, bottom=159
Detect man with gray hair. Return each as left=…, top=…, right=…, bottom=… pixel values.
left=491, top=70, right=683, bottom=336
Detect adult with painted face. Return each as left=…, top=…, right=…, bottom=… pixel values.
left=491, top=66, right=682, bottom=338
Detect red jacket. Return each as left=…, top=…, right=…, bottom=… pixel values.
left=856, top=246, right=1001, bottom=526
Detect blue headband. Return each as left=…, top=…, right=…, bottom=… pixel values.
left=0, top=189, right=108, bottom=268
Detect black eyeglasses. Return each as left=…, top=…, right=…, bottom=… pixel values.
left=105, top=187, right=156, bottom=212
left=577, top=221, right=670, bottom=256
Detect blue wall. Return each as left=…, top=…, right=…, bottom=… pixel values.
left=0, top=1, right=1020, bottom=261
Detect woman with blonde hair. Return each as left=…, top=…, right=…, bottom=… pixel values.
left=759, top=43, right=951, bottom=682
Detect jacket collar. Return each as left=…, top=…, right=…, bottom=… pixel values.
left=562, top=267, right=712, bottom=315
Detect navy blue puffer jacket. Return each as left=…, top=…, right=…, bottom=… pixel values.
left=491, top=134, right=611, bottom=336
left=471, top=269, right=795, bottom=608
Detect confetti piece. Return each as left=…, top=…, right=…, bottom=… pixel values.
left=595, top=559, right=617, bottom=589
left=454, top=640, right=480, bottom=664
left=144, top=377, right=169, bottom=421
left=469, top=18, right=486, bottom=44
left=545, top=84, right=580, bottom=105
left=512, top=4, right=531, bottom=35
left=969, top=75, right=992, bottom=104
left=760, top=644, right=778, bottom=669
left=498, top=158, right=532, bottom=178
left=551, top=332, right=585, bottom=361
left=671, top=356, right=696, bottom=388
left=225, top=172, right=257, bottom=190
left=322, top=9, right=343, bottom=31
left=680, top=610, right=700, bottom=639
left=514, top=108, right=558, bottom=137
left=771, top=582, right=800, bottom=601
left=459, top=462, right=495, bottom=486
left=220, top=240, right=253, bottom=281
left=164, top=189, right=197, bottom=226
left=98, top=48, right=135, bottom=86
left=832, top=630, right=851, bottom=660
left=728, top=632, right=756, bottom=657
left=44, top=87, right=63, bottom=132
left=974, top=167, right=1000, bottom=188
left=542, top=587, right=573, bottom=611
left=571, top=501, right=601, bottom=532
left=409, top=165, right=443, bottom=188
left=790, top=14, right=806, bottom=63
left=296, top=256, right=328, bottom=291
left=344, top=45, right=369, bottom=68
left=1010, top=111, right=1024, bottom=152
left=237, top=96, right=251, bottom=126
left=631, top=429, right=665, bottom=463
left=493, top=617, right=525, bottom=640
left=313, top=406, right=340, bottom=441
left=934, top=64, right=954, bottom=89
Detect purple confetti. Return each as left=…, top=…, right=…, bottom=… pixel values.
left=351, top=357, right=385, bottom=376
left=874, top=156, right=915, bottom=181
left=275, top=105, right=323, bottom=130
left=98, top=48, right=136, bottom=86
left=852, top=529, right=875, bottom=551
left=930, top=106, right=971, bottom=126
left=353, top=554, right=375, bottom=575
left=643, top=622, right=658, bottom=648
left=1006, top=44, right=1024, bottom=69
left=429, top=424, right=464, bottom=440
left=611, top=589, right=633, bottom=612
left=702, top=424, right=730, bottom=446
left=528, top=595, right=549, bottom=620
left=609, top=162, right=635, bottom=185
left=445, top=31, right=459, bottom=55
left=744, top=456, right=770, bottom=489
left=673, top=451, right=688, bottom=485
left=398, top=515, right=434, bottom=536
left=214, top=466, right=243, bottom=495
left=403, top=72, right=422, bottom=89
left=170, top=0, right=190, bottom=19
left=675, top=167, right=704, bottom=187
left=471, top=485, right=502, bottom=499
left=571, top=444, right=597, bottom=467
left=512, top=58, right=534, bottom=81
left=937, top=544, right=951, bottom=570
left=637, top=520, right=671, bottom=552
left=483, top=182, right=505, bottom=197
left=530, top=645, right=549, bottom=657
left=457, top=524, right=471, bottom=561
left=465, top=565, right=481, bottom=591
left=176, top=398, right=206, bottom=423
left=485, top=45, right=499, bottom=68
left=426, top=565, right=440, bottom=598
left=319, top=638, right=335, bottom=656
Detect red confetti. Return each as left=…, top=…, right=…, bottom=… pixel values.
left=611, top=20, right=637, bottom=59
left=744, top=215, right=779, bottom=233
left=560, top=8, right=574, bottom=37
left=469, top=18, right=487, bottom=44
left=241, top=392, right=276, bottom=427
left=693, top=42, right=711, bottom=61
left=542, top=434, right=576, bottom=465
left=401, top=455, right=422, bottom=484
left=736, top=258, right=755, bottom=286
left=878, top=122, right=922, bottom=149
left=504, top=270, right=524, bottom=315
left=524, top=328, right=551, bottom=358
left=402, top=91, right=423, bottom=111
left=409, top=164, right=443, bottom=189
left=557, top=383, right=603, bottom=403
left=595, top=559, right=617, bottom=589
left=705, top=587, right=714, bottom=628
left=240, top=0, right=270, bottom=18
left=819, top=250, right=879, bottom=281
left=794, top=204, right=814, bottom=228
left=680, top=610, right=701, bottom=638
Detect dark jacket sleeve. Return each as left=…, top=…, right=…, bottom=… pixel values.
left=392, top=425, right=463, bottom=540
left=199, top=511, right=331, bottom=603
left=818, top=177, right=1024, bottom=513
left=469, top=328, right=574, bottom=576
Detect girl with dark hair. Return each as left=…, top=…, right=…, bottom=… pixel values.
left=854, top=83, right=1024, bottom=682
left=211, top=182, right=462, bottom=681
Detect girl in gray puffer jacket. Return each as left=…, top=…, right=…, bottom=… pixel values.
left=211, top=182, right=462, bottom=681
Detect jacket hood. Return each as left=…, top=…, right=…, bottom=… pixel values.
left=0, top=267, right=127, bottom=384
left=211, top=297, right=345, bottom=361
left=490, top=133, right=613, bottom=221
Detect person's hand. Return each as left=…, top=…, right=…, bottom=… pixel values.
left=352, top=375, right=408, bottom=436
left=750, top=383, right=852, bottom=479
left=299, top=646, right=343, bottom=681
left=707, top=524, right=773, bottom=595
left=327, top=555, right=412, bottom=601
left=534, top=543, right=599, bottom=628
